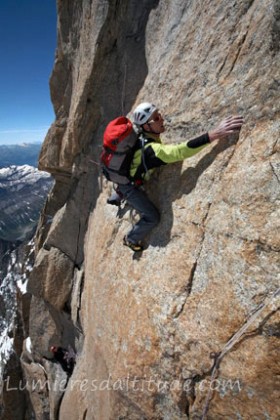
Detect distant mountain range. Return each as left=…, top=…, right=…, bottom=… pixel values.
left=0, top=165, right=53, bottom=242
left=0, top=143, right=42, bottom=168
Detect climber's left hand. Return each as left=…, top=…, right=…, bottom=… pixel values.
left=209, top=116, right=244, bottom=142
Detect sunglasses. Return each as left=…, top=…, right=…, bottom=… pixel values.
left=147, top=112, right=162, bottom=124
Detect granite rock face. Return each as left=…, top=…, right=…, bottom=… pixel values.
left=25, top=0, right=280, bottom=419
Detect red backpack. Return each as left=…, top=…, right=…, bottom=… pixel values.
left=101, top=116, right=139, bottom=185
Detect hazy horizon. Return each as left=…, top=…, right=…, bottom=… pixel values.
left=0, top=140, right=43, bottom=147
left=0, top=130, right=48, bottom=145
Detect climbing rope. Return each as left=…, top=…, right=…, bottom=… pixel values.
left=121, top=52, right=127, bottom=116
left=201, top=287, right=280, bottom=420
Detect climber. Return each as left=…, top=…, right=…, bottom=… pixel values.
left=50, top=345, right=76, bottom=375
left=117, top=102, right=244, bottom=252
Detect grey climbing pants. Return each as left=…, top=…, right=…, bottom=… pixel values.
left=117, top=183, right=160, bottom=244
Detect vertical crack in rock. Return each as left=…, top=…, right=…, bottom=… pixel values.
left=218, top=0, right=257, bottom=80
left=217, top=54, right=228, bottom=76
left=77, top=271, right=85, bottom=333
left=105, top=218, right=123, bottom=248
left=272, top=0, right=280, bottom=53
left=173, top=200, right=212, bottom=319
left=173, top=261, right=198, bottom=319
left=244, top=0, right=256, bottom=14
left=226, top=29, right=249, bottom=76
left=270, top=161, right=280, bottom=184
left=186, top=261, right=198, bottom=296
left=74, top=184, right=86, bottom=267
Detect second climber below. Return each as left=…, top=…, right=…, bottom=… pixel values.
left=117, top=102, right=244, bottom=252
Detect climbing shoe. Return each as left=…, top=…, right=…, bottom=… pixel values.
left=123, top=236, right=143, bottom=252
left=107, top=191, right=123, bottom=206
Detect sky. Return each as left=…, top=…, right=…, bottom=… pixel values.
left=0, top=0, right=57, bottom=145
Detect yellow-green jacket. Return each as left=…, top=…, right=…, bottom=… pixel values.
left=130, top=131, right=210, bottom=182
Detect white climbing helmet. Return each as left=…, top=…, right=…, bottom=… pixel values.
left=132, top=102, right=157, bottom=126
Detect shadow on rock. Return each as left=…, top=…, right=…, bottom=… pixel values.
left=149, top=136, right=240, bottom=248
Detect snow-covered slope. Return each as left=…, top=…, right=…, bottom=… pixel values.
left=0, top=165, right=53, bottom=241
left=0, top=238, right=35, bottom=416
left=0, top=165, right=51, bottom=381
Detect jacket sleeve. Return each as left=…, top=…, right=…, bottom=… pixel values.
left=151, top=133, right=210, bottom=164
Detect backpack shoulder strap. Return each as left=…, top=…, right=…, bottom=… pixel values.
left=135, top=133, right=156, bottom=176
